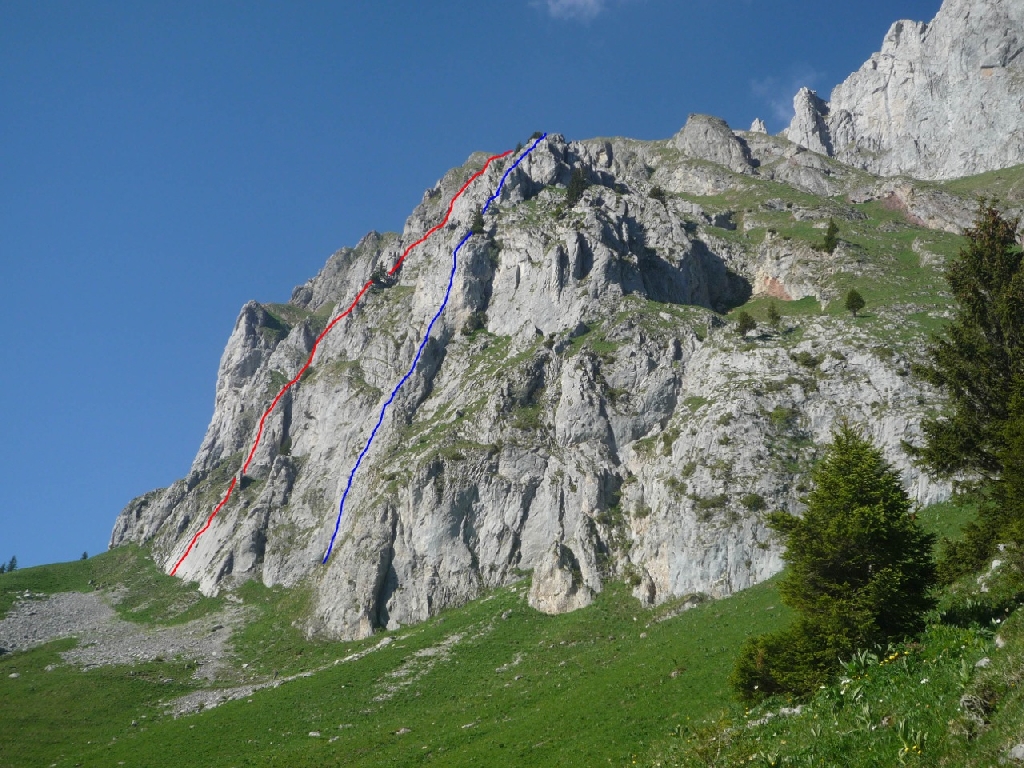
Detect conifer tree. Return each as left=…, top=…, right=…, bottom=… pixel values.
left=732, top=422, right=935, bottom=702
left=767, top=301, right=781, bottom=329
left=7, top=556, right=16, bottom=573
left=470, top=210, right=485, bottom=236
left=736, top=311, right=756, bottom=336
left=845, top=288, right=865, bottom=317
left=908, top=204, right=1023, bottom=486
left=822, top=218, right=840, bottom=253
left=565, top=167, right=589, bottom=208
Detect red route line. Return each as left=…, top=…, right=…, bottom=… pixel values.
left=388, top=149, right=513, bottom=276
left=169, top=148, right=515, bottom=577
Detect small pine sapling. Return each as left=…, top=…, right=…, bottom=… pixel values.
left=736, top=311, right=757, bottom=336
left=822, top=218, right=839, bottom=253
left=845, top=288, right=865, bottom=317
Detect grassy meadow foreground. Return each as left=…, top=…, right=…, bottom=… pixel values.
left=3, top=499, right=1022, bottom=767
left=1, top=544, right=787, bottom=767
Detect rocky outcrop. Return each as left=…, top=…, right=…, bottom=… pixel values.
left=528, top=543, right=597, bottom=614
left=670, top=114, right=754, bottom=175
left=848, top=180, right=979, bottom=234
left=785, top=0, right=1024, bottom=179
left=110, top=123, right=961, bottom=641
left=749, top=119, right=767, bottom=135
left=785, top=88, right=832, bottom=157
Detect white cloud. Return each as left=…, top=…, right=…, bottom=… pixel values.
left=542, top=0, right=606, bottom=21
left=535, top=0, right=644, bottom=22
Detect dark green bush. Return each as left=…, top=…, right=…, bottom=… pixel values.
left=370, top=264, right=398, bottom=289
left=769, top=406, right=797, bottom=429
left=470, top=210, right=485, bottom=236
left=791, top=350, right=821, bottom=368
left=731, top=621, right=836, bottom=702
left=565, top=167, right=589, bottom=208
left=740, top=493, right=766, bottom=511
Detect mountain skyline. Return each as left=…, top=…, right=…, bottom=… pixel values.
left=1, top=0, right=945, bottom=567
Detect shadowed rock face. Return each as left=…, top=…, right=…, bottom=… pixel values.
left=109, top=120, right=964, bottom=640
left=786, top=0, right=1024, bottom=180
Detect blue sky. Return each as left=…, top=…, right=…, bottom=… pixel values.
left=0, top=0, right=943, bottom=568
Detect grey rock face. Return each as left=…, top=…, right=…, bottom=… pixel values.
left=786, top=0, right=1024, bottom=179
left=847, top=179, right=979, bottom=234
left=785, top=88, right=832, bottom=157
left=749, top=119, right=767, bottom=135
left=670, top=114, right=754, bottom=175
left=111, top=128, right=955, bottom=641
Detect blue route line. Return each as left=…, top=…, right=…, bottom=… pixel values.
left=323, top=133, right=548, bottom=563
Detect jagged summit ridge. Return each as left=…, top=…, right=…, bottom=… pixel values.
left=786, top=0, right=1024, bottom=180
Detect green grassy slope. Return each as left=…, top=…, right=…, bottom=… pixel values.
left=1, top=499, right=997, bottom=768
left=1, top=549, right=789, bottom=767
left=0, top=545, right=223, bottom=625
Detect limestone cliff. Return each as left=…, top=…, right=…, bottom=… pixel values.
left=786, top=0, right=1024, bottom=180
left=107, top=112, right=1000, bottom=640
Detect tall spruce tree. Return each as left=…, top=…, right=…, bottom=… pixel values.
left=908, top=204, right=1023, bottom=486
left=731, top=422, right=936, bottom=702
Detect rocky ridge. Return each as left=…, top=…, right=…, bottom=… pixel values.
left=106, top=110, right=1018, bottom=640
left=785, top=0, right=1024, bottom=180
left=106, top=0, right=1024, bottom=644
